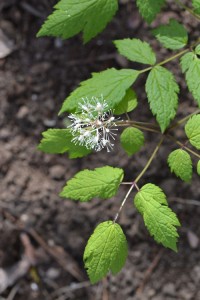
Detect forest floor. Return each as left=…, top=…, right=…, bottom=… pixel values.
left=0, top=0, right=200, bottom=299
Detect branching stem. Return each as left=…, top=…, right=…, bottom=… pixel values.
left=134, top=136, right=165, bottom=183
left=114, top=137, right=165, bottom=222
left=175, top=0, right=200, bottom=21
left=169, top=109, right=200, bottom=130
left=113, top=183, right=135, bottom=223
left=139, top=39, right=200, bottom=75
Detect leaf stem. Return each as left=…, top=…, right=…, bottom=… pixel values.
left=175, top=0, right=200, bottom=21
left=139, top=38, right=200, bottom=75
left=166, top=134, right=200, bottom=159
left=113, top=183, right=135, bottom=223
left=116, top=120, right=161, bottom=133
left=113, top=137, right=165, bottom=222
left=169, top=109, right=200, bottom=130
left=134, top=136, right=165, bottom=183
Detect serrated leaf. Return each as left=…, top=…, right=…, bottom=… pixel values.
left=180, top=52, right=195, bottom=73
left=168, top=149, right=193, bottom=182
left=114, top=38, right=156, bottom=65
left=152, top=19, right=188, bottom=50
left=60, top=166, right=124, bottom=201
left=136, top=0, right=166, bottom=24
left=197, top=161, right=200, bottom=175
left=184, top=56, right=200, bottom=107
left=114, top=88, right=138, bottom=115
left=120, top=127, right=144, bottom=156
left=59, top=68, right=139, bottom=114
left=185, top=114, right=200, bottom=150
left=37, top=0, right=118, bottom=43
left=192, top=0, right=200, bottom=14
left=38, top=129, right=91, bottom=158
left=134, top=183, right=180, bottom=251
left=195, top=44, right=200, bottom=55
left=146, top=66, right=179, bottom=132
left=84, top=221, right=128, bottom=284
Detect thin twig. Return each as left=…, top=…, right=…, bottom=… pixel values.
left=170, top=197, right=200, bottom=206
left=136, top=249, right=164, bottom=295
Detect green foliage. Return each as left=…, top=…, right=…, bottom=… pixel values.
left=152, top=19, right=188, bottom=50
left=114, top=38, right=156, bottom=65
left=84, top=221, right=128, bottom=284
left=185, top=114, right=200, bottom=150
left=168, top=149, right=193, bottom=182
left=37, top=0, right=118, bottom=43
left=136, top=0, right=165, bottom=24
left=146, top=66, right=179, bottom=132
left=181, top=52, right=200, bottom=107
left=197, top=161, right=200, bottom=175
left=120, top=127, right=145, bottom=156
left=134, top=183, right=180, bottom=251
left=59, top=68, right=139, bottom=114
left=180, top=52, right=195, bottom=73
left=60, top=166, right=124, bottom=201
left=192, top=0, right=200, bottom=14
left=114, top=89, right=138, bottom=115
left=38, top=129, right=91, bottom=158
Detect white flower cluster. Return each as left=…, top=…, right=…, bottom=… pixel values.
left=68, top=96, right=118, bottom=152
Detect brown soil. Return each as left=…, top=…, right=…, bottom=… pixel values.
left=0, top=0, right=200, bottom=299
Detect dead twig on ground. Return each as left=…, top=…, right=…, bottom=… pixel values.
left=136, top=249, right=164, bottom=296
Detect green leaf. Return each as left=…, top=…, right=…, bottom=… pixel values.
left=152, top=19, right=188, bottom=50
left=59, top=68, right=139, bottom=114
left=180, top=52, right=195, bottom=73
left=185, top=114, right=200, bottom=150
left=37, top=0, right=118, bottom=43
left=120, top=127, right=144, bottom=156
left=84, top=221, right=128, bottom=284
left=136, top=0, right=166, bottom=24
left=145, top=66, right=179, bottom=132
left=114, top=88, right=138, bottom=115
left=168, top=149, right=193, bottom=182
left=60, top=166, right=124, bottom=201
left=195, top=44, right=200, bottom=55
left=184, top=56, right=200, bottom=107
left=38, top=129, right=91, bottom=158
left=192, top=0, right=200, bottom=14
left=197, top=160, right=200, bottom=175
left=134, top=183, right=180, bottom=251
left=114, top=38, right=156, bottom=65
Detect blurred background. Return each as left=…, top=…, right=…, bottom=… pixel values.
left=0, top=0, right=200, bottom=299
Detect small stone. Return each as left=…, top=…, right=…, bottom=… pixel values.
left=49, top=165, right=65, bottom=179
left=46, top=268, right=60, bottom=279
left=187, top=230, right=199, bottom=249
left=162, top=283, right=176, bottom=296
left=17, top=106, right=29, bottom=119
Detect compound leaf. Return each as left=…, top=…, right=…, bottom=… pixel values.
left=136, top=0, right=166, bottom=24
left=168, top=149, right=193, bottom=182
left=192, top=0, right=200, bottom=14
left=59, top=68, right=139, bottom=114
left=114, top=88, right=138, bottom=115
left=152, top=19, right=188, bottom=50
left=120, top=127, right=145, bottom=156
left=60, top=166, right=124, bottom=201
left=134, top=183, right=180, bottom=251
left=146, top=66, right=179, bottom=132
left=185, top=114, right=200, bottom=150
left=38, top=129, right=91, bottom=158
left=37, top=0, right=118, bottom=43
left=114, top=38, right=156, bottom=65
left=84, top=221, right=128, bottom=284
left=197, top=160, right=200, bottom=175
